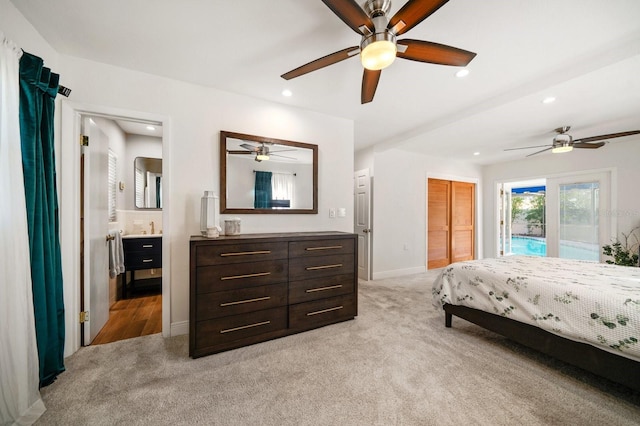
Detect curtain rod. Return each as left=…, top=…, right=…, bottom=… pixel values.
left=20, top=48, right=72, bottom=97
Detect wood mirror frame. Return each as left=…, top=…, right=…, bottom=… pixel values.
left=220, top=131, right=318, bottom=214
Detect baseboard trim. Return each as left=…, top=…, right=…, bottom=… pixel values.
left=372, top=266, right=426, bottom=280
left=170, top=320, right=189, bottom=336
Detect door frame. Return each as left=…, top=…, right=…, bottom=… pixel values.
left=60, top=101, right=171, bottom=357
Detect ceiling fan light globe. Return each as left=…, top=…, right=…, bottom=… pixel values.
left=551, top=145, right=573, bottom=154
left=256, top=154, right=269, bottom=161
left=361, top=40, right=397, bottom=70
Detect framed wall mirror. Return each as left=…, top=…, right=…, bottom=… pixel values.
left=134, top=156, right=162, bottom=210
left=220, top=131, right=318, bottom=214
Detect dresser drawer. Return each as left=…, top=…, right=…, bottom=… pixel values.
left=289, top=274, right=354, bottom=304
left=289, top=295, right=356, bottom=331
left=289, top=254, right=354, bottom=281
left=289, top=238, right=354, bottom=258
left=195, top=307, right=287, bottom=349
left=196, top=283, right=288, bottom=320
left=196, top=259, right=288, bottom=293
left=196, top=242, right=288, bottom=266
left=122, top=238, right=162, bottom=253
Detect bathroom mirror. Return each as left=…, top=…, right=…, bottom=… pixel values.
left=134, top=157, right=162, bottom=210
left=220, top=131, right=318, bottom=214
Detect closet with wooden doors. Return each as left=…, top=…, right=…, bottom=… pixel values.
left=427, top=179, right=475, bottom=269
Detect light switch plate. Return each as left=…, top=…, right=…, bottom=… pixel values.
left=329, top=208, right=336, bottom=218
left=337, top=208, right=346, bottom=217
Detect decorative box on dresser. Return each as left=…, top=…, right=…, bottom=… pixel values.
left=189, top=231, right=357, bottom=358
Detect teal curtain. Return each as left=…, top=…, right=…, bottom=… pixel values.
left=254, top=171, right=272, bottom=208
left=19, top=52, right=65, bottom=387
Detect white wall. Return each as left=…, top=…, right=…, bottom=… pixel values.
left=2, top=2, right=355, bottom=351
left=369, top=148, right=483, bottom=279
left=482, top=137, right=640, bottom=258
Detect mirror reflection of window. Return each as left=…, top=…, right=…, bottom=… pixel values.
left=272, top=172, right=294, bottom=208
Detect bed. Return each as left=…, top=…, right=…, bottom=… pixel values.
left=432, top=255, right=640, bottom=391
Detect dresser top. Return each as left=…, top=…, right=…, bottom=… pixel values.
left=190, top=231, right=355, bottom=243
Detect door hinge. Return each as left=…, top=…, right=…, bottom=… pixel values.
left=500, top=220, right=504, bottom=225
left=80, top=134, right=89, bottom=146
left=79, top=311, right=89, bottom=323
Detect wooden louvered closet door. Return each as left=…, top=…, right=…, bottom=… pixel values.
left=427, top=179, right=475, bottom=269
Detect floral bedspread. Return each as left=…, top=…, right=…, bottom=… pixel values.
left=432, top=256, right=640, bottom=361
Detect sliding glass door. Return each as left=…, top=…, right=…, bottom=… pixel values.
left=546, top=172, right=611, bottom=261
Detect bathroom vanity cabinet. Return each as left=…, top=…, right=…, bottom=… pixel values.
left=121, top=235, right=162, bottom=299
left=189, top=231, right=357, bottom=358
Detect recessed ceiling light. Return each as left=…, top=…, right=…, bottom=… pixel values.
left=455, top=69, right=470, bottom=78
left=282, top=89, right=293, bottom=97
left=542, top=96, right=556, bottom=104
left=473, top=152, right=480, bottom=156
left=146, top=125, right=156, bottom=131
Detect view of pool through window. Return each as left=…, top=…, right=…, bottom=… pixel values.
left=510, top=236, right=599, bottom=261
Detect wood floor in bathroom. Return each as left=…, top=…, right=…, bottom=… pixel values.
left=92, top=292, right=162, bottom=345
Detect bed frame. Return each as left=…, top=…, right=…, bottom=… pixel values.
left=444, top=303, right=640, bottom=392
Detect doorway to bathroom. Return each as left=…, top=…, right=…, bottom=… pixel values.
left=80, top=114, right=164, bottom=345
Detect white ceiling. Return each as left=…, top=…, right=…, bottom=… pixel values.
left=12, top=0, right=640, bottom=165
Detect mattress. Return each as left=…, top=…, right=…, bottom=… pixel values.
left=432, top=256, right=640, bottom=362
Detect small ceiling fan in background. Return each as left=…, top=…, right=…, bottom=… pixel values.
left=281, top=0, right=477, bottom=104
left=227, top=142, right=296, bottom=162
left=505, top=126, right=640, bottom=157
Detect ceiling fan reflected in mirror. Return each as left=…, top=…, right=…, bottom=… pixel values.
left=281, top=0, right=477, bottom=104
left=227, top=142, right=297, bottom=162
left=504, top=126, right=640, bottom=157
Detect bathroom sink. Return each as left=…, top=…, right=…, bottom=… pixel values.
left=122, top=233, right=162, bottom=239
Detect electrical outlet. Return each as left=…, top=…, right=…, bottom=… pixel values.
left=329, top=208, right=336, bottom=218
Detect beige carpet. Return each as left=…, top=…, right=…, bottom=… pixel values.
left=37, top=271, right=640, bottom=425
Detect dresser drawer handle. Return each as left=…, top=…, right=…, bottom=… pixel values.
left=142, top=244, right=154, bottom=248
left=220, top=272, right=271, bottom=281
left=220, top=250, right=271, bottom=257
left=142, top=259, right=154, bottom=263
left=305, top=245, right=343, bottom=251
left=307, top=306, right=343, bottom=316
left=306, top=264, right=342, bottom=271
left=220, top=296, right=271, bottom=307
left=306, top=284, right=343, bottom=293
left=220, top=320, right=271, bottom=334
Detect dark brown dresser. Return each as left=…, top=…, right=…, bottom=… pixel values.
left=189, top=231, right=357, bottom=358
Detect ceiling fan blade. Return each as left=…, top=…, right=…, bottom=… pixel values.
left=240, top=143, right=258, bottom=151
left=526, top=147, right=552, bottom=157
left=388, top=0, right=449, bottom=36
left=573, top=130, right=640, bottom=144
left=504, top=144, right=550, bottom=152
left=573, top=142, right=605, bottom=149
left=361, top=69, right=381, bottom=104
left=227, top=150, right=252, bottom=155
left=322, top=0, right=374, bottom=34
left=281, top=46, right=359, bottom=80
left=270, top=154, right=297, bottom=160
left=397, top=39, right=476, bottom=66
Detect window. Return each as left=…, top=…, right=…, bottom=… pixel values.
left=272, top=173, right=294, bottom=208
left=108, top=149, right=117, bottom=222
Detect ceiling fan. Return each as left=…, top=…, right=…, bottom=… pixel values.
left=281, top=0, right=477, bottom=104
left=227, top=142, right=296, bottom=162
left=505, top=126, right=640, bottom=157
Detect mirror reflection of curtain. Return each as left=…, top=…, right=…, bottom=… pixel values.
left=254, top=171, right=272, bottom=208
left=272, top=172, right=294, bottom=207
left=156, top=176, right=162, bottom=208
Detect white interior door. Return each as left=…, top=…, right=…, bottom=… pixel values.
left=546, top=171, right=611, bottom=261
left=83, top=117, right=110, bottom=344
left=354, top=169, right=371, bottom=280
